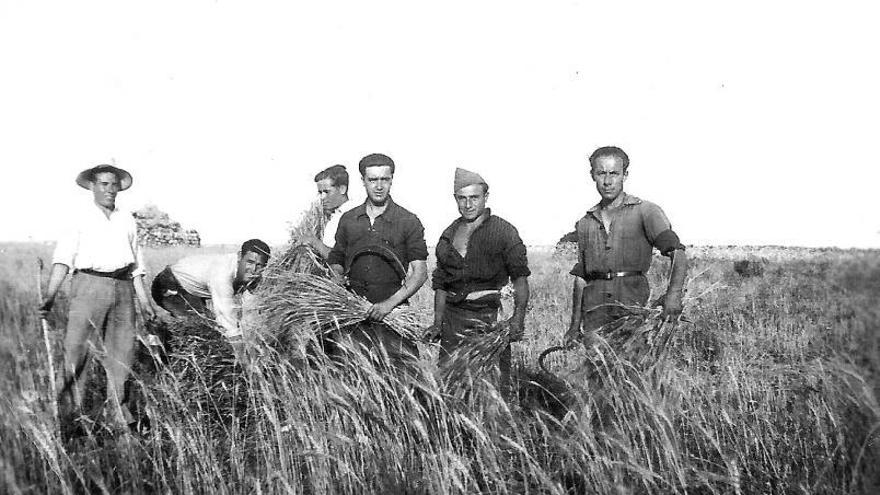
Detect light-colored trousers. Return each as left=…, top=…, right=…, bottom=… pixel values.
left=62, top=272, right=137, bottom=424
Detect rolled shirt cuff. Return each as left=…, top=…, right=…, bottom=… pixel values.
left=653, top=229, right=685, bottom=256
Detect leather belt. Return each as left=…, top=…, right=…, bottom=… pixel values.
left=76, top=264, right=134, bottom=280
left=583, top=270, right=643, bottom=281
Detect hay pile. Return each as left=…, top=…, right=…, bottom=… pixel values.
left=133, top=204, right=201, bottom=247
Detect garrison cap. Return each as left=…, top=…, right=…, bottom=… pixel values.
left=453, top=167, right=487, bottom=193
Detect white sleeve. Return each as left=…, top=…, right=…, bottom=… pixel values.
left=52, top=219, right=79, bottom=269
left=126, top=213, right=147, bottom=277
left=208, top=262, right=241, bottom=338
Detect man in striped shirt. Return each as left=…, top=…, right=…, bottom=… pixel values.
left=428, top=168, right=531, bottom=392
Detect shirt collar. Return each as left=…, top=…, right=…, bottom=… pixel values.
left=331, top=198, right=355, bottom=215
left=440, top=209, right=494, bottom=240
left=586, top=192, right=641, bottom=213
left=354, top=196, right=399, bottom=222
left=91, top=202, right=120, bottom=219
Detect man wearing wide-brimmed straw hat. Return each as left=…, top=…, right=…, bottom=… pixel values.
left=39, top=164, right=156, bottom=428
left=564, top=146, right=688, bottom=346
left=427, top=168, right=531, bottom=392
left=327, top=153, right=429, bottom=366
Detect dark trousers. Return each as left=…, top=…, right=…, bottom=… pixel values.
left=580, top=275, right=651, bottom=333
left=151, top=266, right=207, bottom=318
left=439, top=303, right=511, bottom=393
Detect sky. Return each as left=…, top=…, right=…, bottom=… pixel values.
left=1, top=1, right=878, bottom=248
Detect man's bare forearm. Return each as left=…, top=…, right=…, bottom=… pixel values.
left=312, top=241, right=331, bottom=259
left=567, top=276, right=586, bottom=334
left=43, top=263, right=70, bottom=304
left=384, top=261, right=428, bottom=307
left=433, top=288, right=448, bottom=326
left=667, top=249, right=688, bottom=296
left=132, top=275, right=156, bottom=318
left=511, top=276, right=529, bottom=323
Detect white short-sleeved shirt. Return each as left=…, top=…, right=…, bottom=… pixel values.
left=52, top=202, right=146, bottom=278
left=321, top=199, right=358, bottom=248
left=170, top=253, right=245, bottom=338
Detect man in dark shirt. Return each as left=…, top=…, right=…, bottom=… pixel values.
left=428, top=168, right=530, bottom=390
left=327, top=153, right=429, bottom=364
left=565, top=146, right=688, bottom=345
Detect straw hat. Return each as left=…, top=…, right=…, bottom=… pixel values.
left=75, top=164, right=133, bottom=191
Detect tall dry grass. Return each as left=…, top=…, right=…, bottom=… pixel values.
left=1, top=241, right=879, bottom=493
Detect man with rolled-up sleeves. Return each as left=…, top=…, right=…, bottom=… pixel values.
left=428, top=168, right=530, bottom=393
left=327, top=153, right=429, bottom=366
left=565, top=146, right=688, bottom=345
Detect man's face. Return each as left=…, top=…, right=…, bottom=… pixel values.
left=237, top=251, right=268, bottom=286
left=90, top=171, right=121, bottom=209
left=361, top=165, right=393, bottom=205
left=454, top=184, right=488, bottom=221
left=316, top=178, right=347, bottom=215
left=590, top=155, right=628, bottom=202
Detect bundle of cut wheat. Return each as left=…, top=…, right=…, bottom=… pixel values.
left=584, top=303, right=679, bottom=368
left=272, top=201, right=332, bottom=276
left=259, top=272, right=424, bottom=345
left=287, top=199, right=326, bottom=245
left=442, top=320, right=512, bottom=388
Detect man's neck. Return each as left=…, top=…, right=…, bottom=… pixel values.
left=461, top=210, right=489, bottom=226
left=325, top=196, right=350, bottom=217
left=366, top=198, right=388, bottom=211
left=95, top=202, right=116, bottom=219
left=599, top=192, right=626, bottom=210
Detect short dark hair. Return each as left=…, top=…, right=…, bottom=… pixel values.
left=589, top=146, right=630, bottom=172
left=358, top=153, right=395, bottom=177
left=240, top=238, right=271, bottom=259
left=314, top=164, right=349, bottom=188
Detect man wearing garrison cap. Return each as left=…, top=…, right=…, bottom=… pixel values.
left=327, top=153, right=429, bottom=366
left=565, top=146, right=688, bottom=346
left=39, top=164, right=157, bottom=429
left=428, top=168, right=531, bottom=392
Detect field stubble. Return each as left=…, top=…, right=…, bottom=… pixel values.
left=1, top=242, right=879, bottom=494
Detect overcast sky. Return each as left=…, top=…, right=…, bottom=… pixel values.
left=1, top=1, right=877, bottom=248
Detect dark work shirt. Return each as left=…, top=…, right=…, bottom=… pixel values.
left=569, top=193, right=684, bottom=318
left=328, top=197, right=428, bottom=303
left=432, top=210, right=530, bottom=296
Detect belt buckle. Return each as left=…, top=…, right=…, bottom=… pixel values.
left=603, top=270, right=614, bottom=280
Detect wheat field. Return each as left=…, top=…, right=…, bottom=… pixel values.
left=1, top=241, right=879, bottom=494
